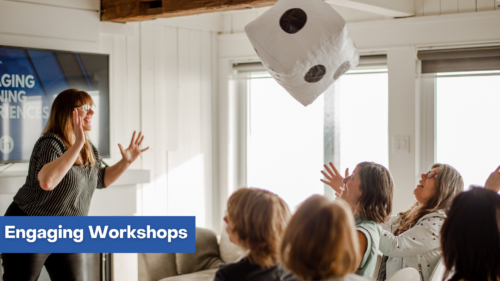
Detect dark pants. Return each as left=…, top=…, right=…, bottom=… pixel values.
left=1, top=202, right=84, bottom=281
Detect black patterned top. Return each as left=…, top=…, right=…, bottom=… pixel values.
left=14, top=133, right=107, bottom=216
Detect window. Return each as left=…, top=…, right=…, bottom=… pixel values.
left=336, top=70, right=389, bottom=170
left=247, top=74, right=324, bottom=210
left=245, top=69, right=389, bottom=210
left=436, top=71, right=500, bottom=189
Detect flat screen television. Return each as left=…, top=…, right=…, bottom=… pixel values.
left=0, top=45, right=110, bottom=163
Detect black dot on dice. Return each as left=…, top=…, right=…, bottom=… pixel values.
left=280, top=8, right=307, bottom=34
left=304, top=65, right=326, bottom=83
left=333, top=61, right=351, bottom=81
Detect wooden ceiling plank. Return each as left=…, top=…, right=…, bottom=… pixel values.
left=101, top=0, right=277, bottom=22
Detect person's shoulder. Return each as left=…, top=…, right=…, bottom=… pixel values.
left=418, top=210, right=447, bottom=222
left=216, top=259, right=282, bottom=281
left=216, top=259, right=258, bottom=277
left=344, top=273, right=372, bottom=281
left=320, top=274, right=372, bottom=281
left=89, top=142, right=100, bottom=158
left=277, top=265, right=300, bottom=281
left=35, top=133, right=66, bottom=150
left=356, top=217, right=381, bottom=232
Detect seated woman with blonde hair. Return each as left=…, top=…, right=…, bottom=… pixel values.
left=280, top=195, right=371, bottom=281
left=215, top=188, right=298, bottom=281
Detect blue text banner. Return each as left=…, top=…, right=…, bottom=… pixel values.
left=0, top=216, right=195, bottom=253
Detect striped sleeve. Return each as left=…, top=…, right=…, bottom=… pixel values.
left=33, top=138, right=63, bottom=190
left=97, top=165, right=107, bottom=189
left=93, top=145, right=107, bottom=189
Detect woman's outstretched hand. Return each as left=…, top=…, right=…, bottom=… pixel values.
left=118, top=131, right=150, bottom=164
left=484, top=166, right=500, bottom=193
left=72, top=108, right=85, bottom=147
left=321, top=162, right=347, bottom=197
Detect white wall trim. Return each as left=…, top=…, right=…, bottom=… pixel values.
left=218, top=10, right=500, bottom=59
left=326, top=0, right=414, bottom=17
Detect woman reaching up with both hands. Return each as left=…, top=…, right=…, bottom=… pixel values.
left=321, top=162, right=464, bottom=281
left=321, top=162, right=394, bottom=278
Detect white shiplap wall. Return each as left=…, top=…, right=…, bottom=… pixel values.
left=100, top=22, right=217, bottom=228
left=0, top=0, right=218, bottom=229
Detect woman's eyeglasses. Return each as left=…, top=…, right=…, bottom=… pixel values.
left=76, top=104, right=96, bottom=112
left=425, top=171, right=437, bottom=178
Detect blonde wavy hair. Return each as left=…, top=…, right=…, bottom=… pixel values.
left=280, top=196, right=360, bottom=280
left=392, top=163, right=464, bottom=235
left=43, top=89, right=95, bottom=166
left=227, top=188, right=291, bottom=267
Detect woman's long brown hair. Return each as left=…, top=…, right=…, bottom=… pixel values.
left=356, top=162, right=394, bottom=224
left=392, top=163, right=463, bottom=235
left=43, top=89, right=95, bottom=166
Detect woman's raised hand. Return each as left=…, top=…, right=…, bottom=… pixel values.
left=118, top=131, right=150, bottom=164
left=484, top=166, right=500, bottom=193
left=321, top=162, right=345, bottom=196
left=72, top=108, right=85, bottom=147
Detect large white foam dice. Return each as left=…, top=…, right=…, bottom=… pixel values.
left=245, top=0, right=359, bottom=106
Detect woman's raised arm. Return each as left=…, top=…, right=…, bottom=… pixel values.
left=38, top=109, right=85, bottom=191
left=103, top=131, right=149, bottom=187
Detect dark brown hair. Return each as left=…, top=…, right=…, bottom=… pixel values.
left=441, top=187, right=500, bottom=281
left=280, top=196, right=359, bottom=280
left=227, top=188, right=291, bottom=268
left=43, top=88, right=95, bottom=166
left=356, top=162, right=394, bottom=224
left=393, top=163, right=464, bottom=235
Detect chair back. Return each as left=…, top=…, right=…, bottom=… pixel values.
left=430, top=257, right=448, bottom=281
left=386, top=268, right=420, bottom=281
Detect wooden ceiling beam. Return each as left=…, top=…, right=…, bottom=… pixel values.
left=101, top=0, right=278, bottom=22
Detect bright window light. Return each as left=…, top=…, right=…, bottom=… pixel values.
left=436, top=72, right=500, bottom=190
left=247, top=75, right=324, bottom=210
left=338, top=72, right=389, bottom=171
left=246, top=70, right=389, bottom=210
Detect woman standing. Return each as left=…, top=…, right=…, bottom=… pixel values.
left=1, top=89, right=149, bottom=281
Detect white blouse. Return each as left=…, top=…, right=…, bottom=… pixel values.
left=379, top=211, right=446, bottom=281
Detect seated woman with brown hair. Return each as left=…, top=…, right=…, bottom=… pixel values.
left=215, top=188, right=297, bottom=281
left=280, top=195, right=371, bottom=281
left=440, top=166, right=500, bottom=281
left=321, top=162, right=394, bottom=277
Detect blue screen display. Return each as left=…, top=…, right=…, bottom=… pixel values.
left=0, top=46, right=109, bottom=163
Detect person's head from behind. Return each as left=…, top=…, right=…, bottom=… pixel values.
left=280, top=196, right=359, bottom=280
left=44, top=89, right=96, bottom=165
left=341, top=162, right=394, bottom=223
left=394, top=163, right=464, bottom=235
left=441, top=187, right=500, bottom=281
left=224, top=188, right=291, bottom=268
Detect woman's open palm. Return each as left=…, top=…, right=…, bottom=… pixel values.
left=118, top=131, right=149, bottom=164
left=321, top=162, right=347, bottom=196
